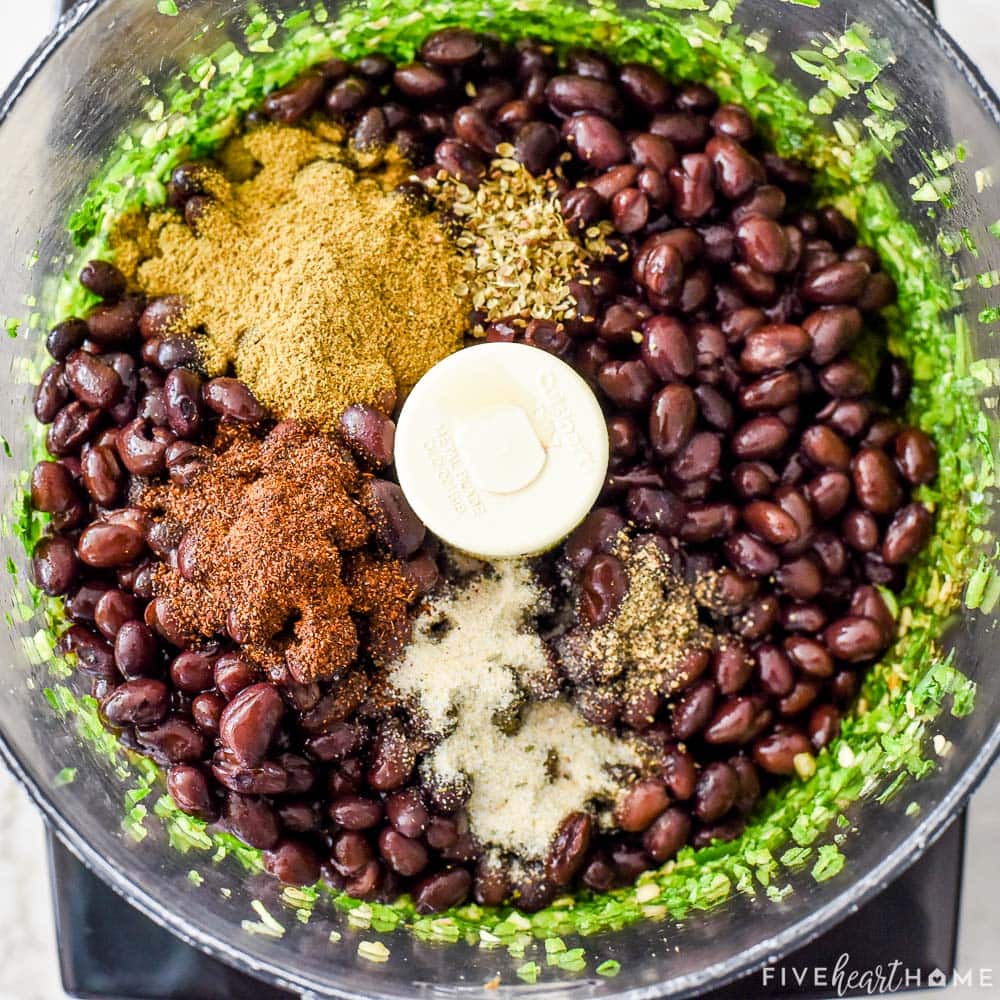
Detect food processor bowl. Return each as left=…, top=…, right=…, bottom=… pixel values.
left=0, top=1, right=998, bottom=997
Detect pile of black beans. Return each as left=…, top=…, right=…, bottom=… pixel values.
left=28, top=27, right=937, bottom=914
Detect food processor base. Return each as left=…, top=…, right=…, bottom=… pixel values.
left=48, top=816, right=963, bottom=999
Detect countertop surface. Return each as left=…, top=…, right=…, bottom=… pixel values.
left=0, top=1, right=997, bottom=998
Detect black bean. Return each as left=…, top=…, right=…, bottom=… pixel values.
left=731, top=461, right=777, bottom=500
left=731, top=416, right=789, bottom=460
left=784, top=635, right=834, bottom=678
left=378, top=828, right=429, bottom=877
left=648, top=383, right=696, bottom=457
left=882, top=503, right=933, bottom=565
left=610, top=188, right=648, bottom=234
left=545, top=74, right=623, bottom=118
left=114, top=621, right=158, bottom=678
left=703, top=696, right=755, bottom=744
left=579, top=552, right=629, bottom=626
left=736, top=216, right=789, bottom=275
left=629, top=132, right=677, bottom=173
left=669, top=153, right=715, bottom=220
left=894, top=428, right=937, bottom=485
left=116, top=418, right=168, bottom=476
left=752, top=728, right=812, bottom=774
left=633, top=235, right=684, bottom=298
left=742, top=500, right=800, bottom=545
left=169, top=650, right=215, bottom=693
left=393, top=62, right=449, bottom=100
left=80, top=259, right=126, bottom=300
left=738, top=371, right=799, bottom=412
left=219, top=683, right=285, bottom=767
left=852, top=447, right=903, bottom=515
left=672, top=679, right=716, bottom=739
left=330, top=795, right=383, bottom=830
left=163, top=367, right=204, bottom=439
left=30, top=460, right=76, bottom=514
left=740, top=324, right=810, bottom=372
left=47, top=318, right=89, bottom=361
left=877, top=354, right=912, bottom=408
left=167, top=764, right=218, bottom=821
left=363, top=479, right=426, bottom=559
left=800, top=261, right=869, bottom=304
left=367, top=721, right=415, bottom=792
left=202, top=377, right=266, bottom=423
left=80, top=445, right=122, bottom=505
left=78, top=522, right=146, bottom=569
left=804, top=471, right=851, bottom=520
left=823, top=615, right=885, bottom=662
left=712, top=641, right=751, bottom=695
left=724, top=531, right=779, bottom=577
left=755, top=643, right=794, bottom=696
left=419, top=27, right=482, bottom=65
left=264, top=73, right=324, bottom=122
left=263, top=840, right=321, bottom=887
left=101, top=678, right=169, bottom=727
left=35, top=364, right=71, bottom=425
left=414, top=869, right=472, bottom=914
left=679, top=501, right=737, bottom=544
left=564, top=507, right=626, bottom=570
left=706, top=136, right=764, bottom=201
left=710, top=102, right=753, bottom=141
left=598, top=359, right=656, bottom=410
left=225, top=793, right=280, bottom=849
left=136, top=716, right=206, bottom=765
left=86, top=295, right=144, bottom=346
left=452, top=105, right=501, bottom=155
left=32, top=536, right=79, bottom=596
left=820, top=358, right=870, bottom=398
left=650, top=111, right=710, bottom=150
left=564, top=114, right=627, bottom=170
left=801, top=424, right=851, bottom=471
left=668, top=431, right=720, bottom=483
left=615, top=62, right=669, bottom=110
left=694, top=761, right=738, bottom=822
left=513, top=121, right=559, bottom=175
left=139, top=296, right=188, bottom=340
left=639, top=316, right=692, bottom=380
left=615, top=778, right=669, bottom=832
left=192, top=692, right=226, bottom=736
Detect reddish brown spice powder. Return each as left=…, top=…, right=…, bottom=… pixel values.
left=142, top=420, right=415, bottom=683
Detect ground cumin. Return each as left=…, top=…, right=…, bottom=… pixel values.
left=142, top=420, right=415, bottom=684
left=132, top=124, right=468, bottom=428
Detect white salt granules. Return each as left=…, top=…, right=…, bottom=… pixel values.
left=389, top=560, right=639, bottom=859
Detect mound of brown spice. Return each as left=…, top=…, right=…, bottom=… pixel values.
left=141, top=420, right=416, bottom=684
left=129, top=124, right=469, bottom=429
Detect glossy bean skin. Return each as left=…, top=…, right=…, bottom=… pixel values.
left=219, top=683, right=285, bottom=767
left=101, top=679, right=170, bottom=727
left=852, top=448, right=903, bottom=515
left=881, top=502, right=933, bottom=565
left=615, top=778, right=669, bottom=832
left=167, top=764, right=218, bottom=821
left=33, top=537, right=79, bottom=596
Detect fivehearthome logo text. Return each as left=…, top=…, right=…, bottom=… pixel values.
left=761, top=952, right=996, bottom=994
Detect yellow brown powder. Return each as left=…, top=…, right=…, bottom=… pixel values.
left=131, top=124, right=468, bottom=428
